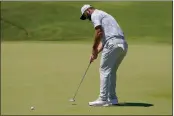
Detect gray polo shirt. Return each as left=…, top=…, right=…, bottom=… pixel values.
left=91, top=9, right=125, bottom=45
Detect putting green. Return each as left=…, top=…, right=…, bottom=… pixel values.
left=1, top=42, right=172, bottom=115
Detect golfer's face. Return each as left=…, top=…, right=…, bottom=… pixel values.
left=84, top=10, right=91, bottom=21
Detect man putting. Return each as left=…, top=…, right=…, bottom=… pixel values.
left=80, top=4, right=128, bottom=106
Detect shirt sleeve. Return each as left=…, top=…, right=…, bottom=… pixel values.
left=91, top=13, right=101, bottom=28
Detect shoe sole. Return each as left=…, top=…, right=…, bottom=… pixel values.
left=89, top=103, right=119, bottom=107
left=88, top=103, right=112, bottom=107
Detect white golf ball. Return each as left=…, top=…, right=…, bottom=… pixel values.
left=31, top=106, right=35, bottom=110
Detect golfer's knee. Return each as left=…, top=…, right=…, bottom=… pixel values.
left=99, top=67, right=111, bottom=76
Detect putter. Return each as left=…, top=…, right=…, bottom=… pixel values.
left=69, top=61, right=92, bottom=102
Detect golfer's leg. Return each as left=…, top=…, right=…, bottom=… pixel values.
left=108, top=43, right=128, bottom=101
left=99, top=46, right=117, bottom=101
left=108, top=61, right=117, bottom=100
left=108, top=49, right=126, bottom=100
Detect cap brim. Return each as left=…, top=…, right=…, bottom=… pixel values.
left=80, top=14, right=86, bottom=20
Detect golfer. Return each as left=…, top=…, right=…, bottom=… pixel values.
left=80, top=4, right=128, bottom=106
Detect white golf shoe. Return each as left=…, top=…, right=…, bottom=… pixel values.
left=88, top=99, right=109, bottom=106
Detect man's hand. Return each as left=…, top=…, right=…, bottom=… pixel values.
left=90, top=49, right=98, bottom=63
left=90, top=54, right=97, bottom=63
left=90, top=42, right=103, bottom=63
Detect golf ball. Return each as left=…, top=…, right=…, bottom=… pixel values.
left=31, top=106, right=35, bottom=110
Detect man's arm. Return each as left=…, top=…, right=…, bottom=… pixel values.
left=92, top=25, right=103, bottom=55
left=90, top=25, right=103, bottom=63
left=97, top=41, right=103, bottom=53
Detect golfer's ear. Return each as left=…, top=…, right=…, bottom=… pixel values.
left=95, top=25, right=103, bottom=36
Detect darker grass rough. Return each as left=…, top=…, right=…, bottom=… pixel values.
left=1, top=1, right=172, bottom=44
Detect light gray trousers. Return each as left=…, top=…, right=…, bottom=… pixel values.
left=99, top=37, right=128, bottom=101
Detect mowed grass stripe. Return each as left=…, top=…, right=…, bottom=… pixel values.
left=1, top=42, right=172, bottom=115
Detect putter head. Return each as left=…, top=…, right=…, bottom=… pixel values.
left=69, top=98, right=75, bottom=102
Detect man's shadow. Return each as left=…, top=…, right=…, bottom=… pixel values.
left=110, top=102, right=154, bottom=107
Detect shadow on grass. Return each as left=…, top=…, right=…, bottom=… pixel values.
left=111, top=102, right=154, bottom=107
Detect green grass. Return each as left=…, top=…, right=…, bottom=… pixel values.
left=1, top=1, right=173, bottom=115
left=1, top=1, right=172, bottom=44
left=1, top=42, right=172, bottom=115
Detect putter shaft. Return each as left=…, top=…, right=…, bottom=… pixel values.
left=72, top=62, right=91, bottom=100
